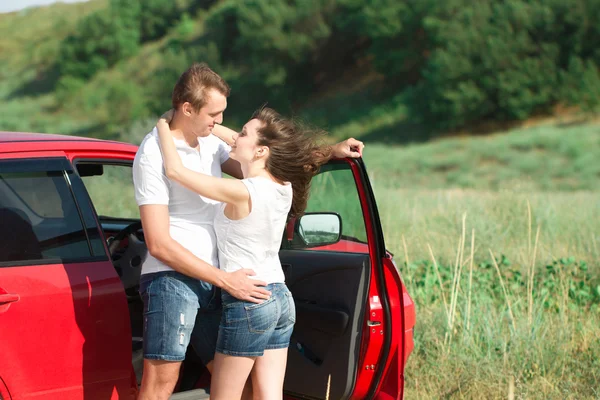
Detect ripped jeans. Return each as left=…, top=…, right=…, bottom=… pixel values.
left=139, top=271, right=221, bottom=364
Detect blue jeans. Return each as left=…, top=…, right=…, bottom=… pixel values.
left=139, top=271, right=221, bottom=364
left=216, top=283, right=296, bottom=357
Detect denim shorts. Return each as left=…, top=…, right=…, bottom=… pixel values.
left=216, top=283, right=296, bottom=357
left=139, top=271, right=221, bottom=363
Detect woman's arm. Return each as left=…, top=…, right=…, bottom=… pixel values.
left=156, top=117, right=249, bottom=205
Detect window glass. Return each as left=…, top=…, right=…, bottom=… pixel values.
left=6, top=172, right=65, bottom=217
left=79, top=163, right=139, bottom=219
left=287, top=161, right=369, bottom=253
left=0, top=165, right=94, bottom=264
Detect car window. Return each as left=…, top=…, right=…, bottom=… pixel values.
left=287, top=161, right=369, bottom=253
left=79, top=163, right=139, bottom=220
left=5, top=172, right=66, bottom=218
left=0, top=159, right=105, bottom=265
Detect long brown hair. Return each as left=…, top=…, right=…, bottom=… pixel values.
left=252, top=107, right=332, bottom=218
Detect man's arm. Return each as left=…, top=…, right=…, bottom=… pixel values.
left=212, top=124, right=244, bottom=179
left=212, top=124, right=236, bottom=146
left=140, top=204, right=270, bottom=302
left=221, top=158, right=243, bottom=179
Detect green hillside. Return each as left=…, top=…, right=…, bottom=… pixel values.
left=1, top=0, right=599, bottom=143
left=0, top=0, right=105, bottom=133
left=365, top=122, right=600, bottom=191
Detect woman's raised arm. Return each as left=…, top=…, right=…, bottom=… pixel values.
left=156, top=114, right=249, bottom=206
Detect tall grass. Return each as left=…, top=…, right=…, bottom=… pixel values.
left=363, top=123, right=600, bottom=192
left=375, top=188, right=600, bottom=268
left=376, top=188, right=600, bottom=399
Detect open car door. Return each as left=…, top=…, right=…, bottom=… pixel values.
left=281, top=158, right=413, bottom=400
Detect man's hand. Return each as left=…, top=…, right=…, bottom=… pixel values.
left=332, top=138, right=365, bottom=159
left=222, top=269, right=271, bottom=303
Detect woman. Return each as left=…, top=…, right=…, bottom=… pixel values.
left=156, top=107, right=359, bottom=399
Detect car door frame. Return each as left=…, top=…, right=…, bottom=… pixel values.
left=66, top=151, right=138, bottom=230
left=346, top=157, right=406, bottom=400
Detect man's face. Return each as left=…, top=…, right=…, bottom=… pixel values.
left=185, top=88, right=227, bottom=137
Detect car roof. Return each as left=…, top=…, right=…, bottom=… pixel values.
left=0, top=131, right=138, bottom=154
left=0, top=131, right=110, bottom=143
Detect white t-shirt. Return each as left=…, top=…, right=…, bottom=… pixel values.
left=132, top=128, right=231, bottom=275
left=214, top=177, right=293, bottom=284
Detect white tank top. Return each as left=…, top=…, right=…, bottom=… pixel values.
left=214, top=176, right=293, bottom=284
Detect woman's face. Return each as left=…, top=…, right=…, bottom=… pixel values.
left=229, top=118, right=266, bottom=163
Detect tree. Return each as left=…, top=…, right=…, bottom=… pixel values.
left=57, top=0, right=141, bottom=80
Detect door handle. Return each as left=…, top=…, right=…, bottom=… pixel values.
left=0, top=294, right=20, bottom=305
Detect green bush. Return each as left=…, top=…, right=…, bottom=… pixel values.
left=404, top=0, right=600, bottom=130
left=560, top=57, right=600, bottom=113
left=55, top=75, right=86, bottom=104
left=139, top=0, right=179, bottom=41
left=204, top=0, right=333, bottom=113
left=105, top=79, right=147, bottom=129
left=57, top=0, right=141, bottom=81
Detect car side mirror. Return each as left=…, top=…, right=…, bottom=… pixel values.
left=77, top=163, right=104, bottom=177
left=294, top=212, right=342, bottom=248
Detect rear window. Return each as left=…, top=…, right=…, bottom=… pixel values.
left=0, top=158, right=105, bottom=265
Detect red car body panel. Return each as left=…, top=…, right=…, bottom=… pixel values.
left=0, top=262, right=134, bottom=400
left=0, top=131, right=415, bottom=399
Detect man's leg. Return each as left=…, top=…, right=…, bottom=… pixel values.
left=190, top=284, right=222, bottom=374
left=138, top=360, right=181, bottom=400
left=190, top=309, right=220, bottom=374
left=138, top=272, right=201, bottom=400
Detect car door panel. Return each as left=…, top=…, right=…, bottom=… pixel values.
left=282, top=250, right=370, bottom=399
left=280, top=158, right=411, bottom=400
left=0, top=262, right=133, bottom=400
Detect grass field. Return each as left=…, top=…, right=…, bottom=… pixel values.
left=377, top=187, right=599, bottom=399
left=361, top=123, right=600, bottom=398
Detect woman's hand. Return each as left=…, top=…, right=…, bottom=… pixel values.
left=156, top=110, right=183, bottom=178
left=331, top=137, right=365, bottom=159
left=159, top=109, right=174, bottom=125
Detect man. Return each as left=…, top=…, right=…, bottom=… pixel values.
left=133, top=63, right=271, bottom=400
left=133, top=63, right=364, bottom=400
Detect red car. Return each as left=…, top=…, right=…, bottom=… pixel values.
left=0, top=131, right=415, bottom=400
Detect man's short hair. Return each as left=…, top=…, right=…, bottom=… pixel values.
left=172, top=63, right=230, bottom=111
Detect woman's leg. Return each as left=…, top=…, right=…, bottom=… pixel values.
left=210, top=352, right=256, bottom=400
left=250, top=348, right=289, bottom=400
left=240, top=377, right=253, bottom=400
